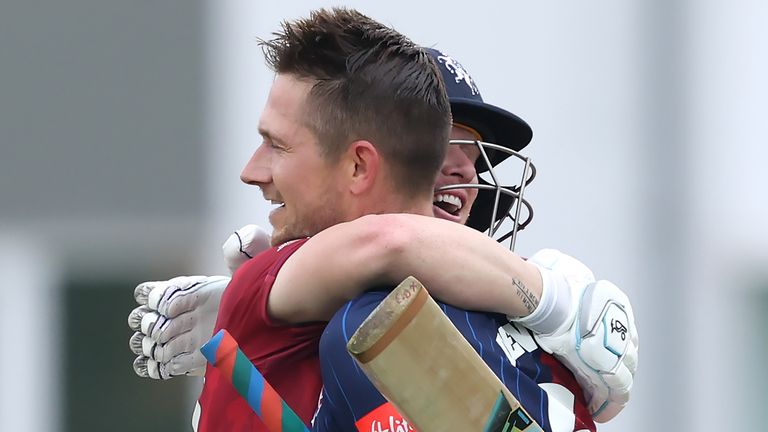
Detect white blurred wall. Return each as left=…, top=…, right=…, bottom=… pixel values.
left=685, top=1, right=768, bottom=431
left=0, top=233, right=61, bottom=432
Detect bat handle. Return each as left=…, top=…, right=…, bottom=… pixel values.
left=201, top=329, right=309, bottom=432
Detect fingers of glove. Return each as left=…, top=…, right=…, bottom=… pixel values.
left=624, top=339, right=639, bottom=375
left=580, top=364, right=632, bottom=423
left=164, top=351, right=206, bottom=377
left=133, top=356, right=174, bottom=380
left=128, top=305, right=151, bottom=331
left=147, top=276, right=209, bottom=315
left=134, top=282, right=154, bottom=305
left=131, top=330, right=176, bottom=361
left=134, top=279, right=191, bottom=309
left=592, top=399, right=626, bottom=424
left=142, top=335, right=157, bottom=357
left=558, top=329, right=633, bottom=423
left=147, top=358, right=178, bottom=380
left=528, top=249, right=595, bottom=287
left=152, top=333, right=203, bottom=363
left=133, top=355, right=150, bottom=378
left=602, top=363, right=633, bottom=397
left=140, top=311, right=168, bottom=339
left=145, top=358, right=164, bottom=380
left=129, top=332, right=145, bottom=355
left=133, top=352, right=202, bottom=380
left=159, top=276, right=229, bottom=318
left=149, top=310, right=198, bottom=344
left=222, top=224, right=271, bottom=274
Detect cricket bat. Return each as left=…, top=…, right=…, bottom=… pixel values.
left=347, top=276, right=543, bottom=432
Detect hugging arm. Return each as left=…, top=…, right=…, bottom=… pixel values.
left=267, top=213, right=543, bottom=323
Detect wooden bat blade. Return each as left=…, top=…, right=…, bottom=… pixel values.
left=347, top=276, right=543, bottom=432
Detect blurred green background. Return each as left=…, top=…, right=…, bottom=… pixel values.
left=64, top=278, right=194, bottom=431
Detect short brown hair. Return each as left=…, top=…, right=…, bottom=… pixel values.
left=259, top=8, right=450, bottom=196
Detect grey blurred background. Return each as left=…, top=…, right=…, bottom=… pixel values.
left=1, top=1, right=766, bottom=431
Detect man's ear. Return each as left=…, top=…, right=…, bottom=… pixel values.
left=346, top=140, right=380, bottom=196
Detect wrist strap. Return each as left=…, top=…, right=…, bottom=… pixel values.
left=512, top=264, right=573, bottom=335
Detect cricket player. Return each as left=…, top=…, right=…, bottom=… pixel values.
left=128, top=10, right=637, bottom=431
left=301, top=49, right=626, bottom=432
left=199, top=9, right=452, bottom=431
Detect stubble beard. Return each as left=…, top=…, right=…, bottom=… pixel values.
left=269, top=204, right=345, bottom=247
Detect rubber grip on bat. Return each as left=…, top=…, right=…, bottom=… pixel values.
left=201, top=329, right=309, bottom=432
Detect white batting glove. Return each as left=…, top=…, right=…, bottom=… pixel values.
left=221, top=223, right=273, bottom=274
left=516, top=249, right=638, bottom=423
left=128, top=224, right=271, bottom=380
left=129, top=275, right=230, bottom=379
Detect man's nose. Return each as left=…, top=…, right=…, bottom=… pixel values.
left=240, top=147, right=271, bottom=186
left=442, top=146, right=476, bottom=182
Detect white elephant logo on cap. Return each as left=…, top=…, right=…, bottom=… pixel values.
left=437, top=52, right=480, bottom=96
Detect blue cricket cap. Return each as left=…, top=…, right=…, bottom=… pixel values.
left=425, top=47, right=533, bottom=168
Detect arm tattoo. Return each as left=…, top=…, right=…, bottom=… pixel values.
left=511, top=277, right=539, bottom=317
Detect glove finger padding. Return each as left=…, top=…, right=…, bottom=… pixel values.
left=592, top=400, right=626, bottom=424
left=133, top=356, right=176, bottom=380
left=143, top=358, right=166, bottom=380
left=142, top=334, right=158, bottom=358
left=128, top=275, right=226, bottom=379
left=160, top=351, right=206, bottom=377
left=147, top=309, right=198, bottom=345
left=134, top=276, right=206, bottom=310
left=624, top=339, right=638, bottom=375
left=129, top=332, right=145, bottom=356
left=134, top=311, right=205, bottom=361
left=602, top=365, right=632, bottom=403
left=132, top=353, right=205, bottom=380
left=572, top=280, right=637, bottom=423
left=149, top=276, right=229, bottom=318
left=145, top=276, right=210, bottom=316
left=133, top=355, right=150, bottom=378
left=590, top=361, right=632, bottom=422
left=128, top=305, right=150, bottom=331
left=133, top=282, right=153, bottom=306
left=151, top=330, right=205, bottom=363
left=139, top=311, right=168, bottom=340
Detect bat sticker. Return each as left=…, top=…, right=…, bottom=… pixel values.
left=483, top=392, right=535, bottom=432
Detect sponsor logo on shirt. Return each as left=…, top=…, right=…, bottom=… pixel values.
left=496, top=322, right=538, bottom=365
left=356, top=402, right=415, bottom=432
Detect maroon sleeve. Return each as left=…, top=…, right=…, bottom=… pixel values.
left=197, top=237, right=325, bottom=432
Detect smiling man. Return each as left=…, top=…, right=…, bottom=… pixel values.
left=192, top=9, right=454, bottom=431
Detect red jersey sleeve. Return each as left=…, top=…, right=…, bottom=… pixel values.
left=196, top=238, right=326, bottom=432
